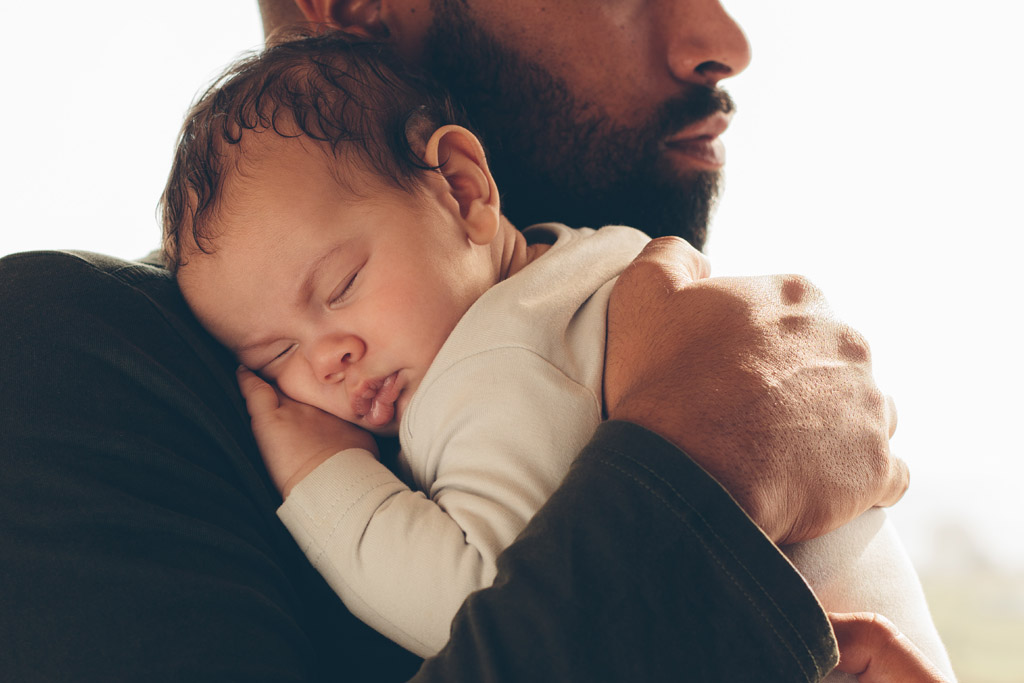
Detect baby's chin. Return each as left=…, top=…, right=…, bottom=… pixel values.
left=350, top=404, right=402, bottom=438
left=364, top=420, right=400, bottom=438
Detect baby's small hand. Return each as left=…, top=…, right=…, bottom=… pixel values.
left=237, top=367, right=379, bottom=498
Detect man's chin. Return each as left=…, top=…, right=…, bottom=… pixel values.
left=505, top=168, right=719, bottom=249
left=625, top=167, right=720, bottom=247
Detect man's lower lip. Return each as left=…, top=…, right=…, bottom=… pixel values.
left=664, top=138, right=726, bottom=170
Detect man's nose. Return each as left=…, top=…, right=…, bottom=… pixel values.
left=309, top=333, right=366, bottom=383
left=662, top=0, right=752, bottom=88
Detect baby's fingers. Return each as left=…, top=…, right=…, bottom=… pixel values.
left=236, top=366, right=281, bottom=417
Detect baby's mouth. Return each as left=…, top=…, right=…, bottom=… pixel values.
left=352, top=372, right=400, bottom=428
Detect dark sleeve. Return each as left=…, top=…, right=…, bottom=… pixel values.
left=414, top=421, right=838, bottom=683
left=0, top=251, right=421, bottom=683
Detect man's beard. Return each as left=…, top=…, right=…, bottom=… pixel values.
left=424, top=0, right=734, bottom=249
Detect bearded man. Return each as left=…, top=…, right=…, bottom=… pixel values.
left=0, top=2, right=924, bottom=681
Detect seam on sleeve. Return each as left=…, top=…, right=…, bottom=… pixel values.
left=594, top=450, right=823, bottom=683
left=312, top=478, right=410, bottom=565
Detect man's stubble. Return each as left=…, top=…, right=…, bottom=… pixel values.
left=423, top=0, right=735, bottom=249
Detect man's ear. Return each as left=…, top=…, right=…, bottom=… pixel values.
left=291, top=0, right=389, bottom=38
left=423, top=126, right=501, bottom=246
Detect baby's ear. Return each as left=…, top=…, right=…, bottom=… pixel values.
left=423, top=125, right=501, bottom=246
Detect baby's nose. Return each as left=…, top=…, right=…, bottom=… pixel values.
left=311, top=334, right=366, bottom=383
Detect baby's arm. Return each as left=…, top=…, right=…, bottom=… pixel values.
left=238, top=367, right=466, bottom=654
left=261, top=351, right=600, bottom=657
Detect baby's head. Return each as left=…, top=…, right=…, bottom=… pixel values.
left=163, top=32, right=516, bottom=435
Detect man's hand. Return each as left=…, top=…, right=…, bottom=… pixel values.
left=604, top=237, right=908, bottom=545
left=237, top=367, right=378, bottom=498
left=830, top=612, right=950, bottom=682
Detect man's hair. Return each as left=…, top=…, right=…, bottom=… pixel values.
left=159, top=31, right=470, bottom=271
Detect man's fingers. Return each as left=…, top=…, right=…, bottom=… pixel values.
left=830, top=612, right=948, bottom=682
left=236, top=366, right=281, bottom=416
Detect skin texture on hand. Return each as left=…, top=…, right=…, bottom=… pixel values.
left=830, top=612, right=950, bottom=682
left=604, top=237, right=909, bottom=545
left=237, top=366, right=379, bottom=497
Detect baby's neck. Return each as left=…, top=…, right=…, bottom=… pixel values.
left=497, top=217, right=551, bottom=281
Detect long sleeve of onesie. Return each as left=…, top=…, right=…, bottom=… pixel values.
left=278, top=348, right=604, bottom=656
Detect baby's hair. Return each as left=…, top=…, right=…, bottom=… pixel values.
left=159, top=31, right=472, bottom=271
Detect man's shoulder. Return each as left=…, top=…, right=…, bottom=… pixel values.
left=0, top=249, right=190, bottom=334
left=1, top=249, right=171, bottom=284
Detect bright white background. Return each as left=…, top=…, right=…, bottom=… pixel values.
left=2, top=1, right=1021, bottom=573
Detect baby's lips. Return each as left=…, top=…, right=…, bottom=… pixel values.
left=366, top=395, right=396, bottom=427
left=350, top=377, right=382, bottom=417
left=350, top=373, right=398, bottom=424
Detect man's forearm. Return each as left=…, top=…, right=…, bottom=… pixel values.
left=415, top=421, right=838, bottom=682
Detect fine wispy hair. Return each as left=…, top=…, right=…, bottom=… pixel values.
left=159, top=31, right=473, bottom=270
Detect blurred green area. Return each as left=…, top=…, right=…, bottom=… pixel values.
left=922, top=570, right=1024, bottom=683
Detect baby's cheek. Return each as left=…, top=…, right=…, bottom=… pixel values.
left=309, top=387, right=358, bottom=426
left=273, top=371, right=312, bottom=406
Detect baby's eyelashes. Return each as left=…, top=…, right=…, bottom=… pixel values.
left=272, top=343, right=296, bottom=362
left=239, top=342, right=295, bottom=375
left=328, top=270, right=360, bottom=308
